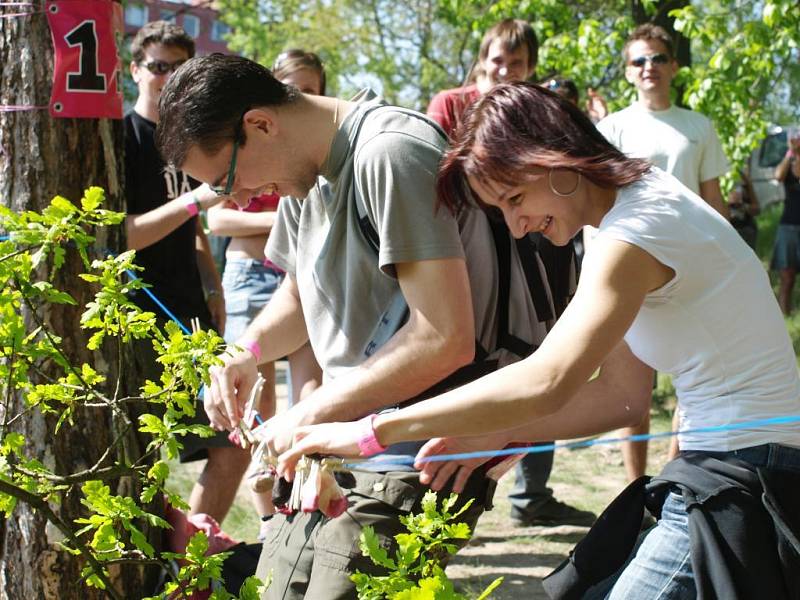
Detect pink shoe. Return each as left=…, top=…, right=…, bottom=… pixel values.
left=164, top=504, right=240, bottom=599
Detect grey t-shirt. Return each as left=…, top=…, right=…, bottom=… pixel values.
left=267, top=91, right=559, bottom=463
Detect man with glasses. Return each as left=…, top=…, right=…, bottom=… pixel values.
left=125, top=21, right=250, bottom=530
left=156, top=52, right=573, bottom=598
left=596, top=23, right=729, bottom=487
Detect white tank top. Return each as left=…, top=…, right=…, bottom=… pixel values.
left=593, top=168, right=800, bottom=451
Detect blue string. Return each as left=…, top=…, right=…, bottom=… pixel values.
left=1, top=234, right=192, bottom=334
left=123, top=268, right=190, bottom=334
left=346, top=414, right=800, bottom=469
left=4, top=239, right=800, bottom=460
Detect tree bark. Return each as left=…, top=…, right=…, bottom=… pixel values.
left=0, top=6, right=159, bottom=599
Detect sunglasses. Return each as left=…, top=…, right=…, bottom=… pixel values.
left=628, top=53, right=670, bottom=68
left=209, top=139, right=239, bottom=197
left=139, top=59, right=186, bottom=75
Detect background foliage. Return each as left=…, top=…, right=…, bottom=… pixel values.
left=218, top=0, right=800, bottom=191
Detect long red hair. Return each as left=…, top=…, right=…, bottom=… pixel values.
left=437, top=82, right=651, bottom=215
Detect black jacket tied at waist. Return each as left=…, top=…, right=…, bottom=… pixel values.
left=542, top=446, right=800, bottom=600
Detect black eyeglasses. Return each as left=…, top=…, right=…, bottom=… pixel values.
left=628, top=53, right=669, bottom=68
left=140, top=59, right=187, bottom=75
left=209, top=139, right=239, bottom=197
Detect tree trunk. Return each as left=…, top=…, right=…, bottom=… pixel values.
left=0, top=7, right=159, bottom=599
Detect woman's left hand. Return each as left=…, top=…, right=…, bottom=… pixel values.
left=276, top=421, right=364, bottom=481
left=414, top=432, right=510, bottom=493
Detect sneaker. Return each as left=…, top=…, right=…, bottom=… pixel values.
left=510, top=497, right=597, bottom=527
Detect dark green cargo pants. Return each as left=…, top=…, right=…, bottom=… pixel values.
left=256, top=469, right=496, bottom=600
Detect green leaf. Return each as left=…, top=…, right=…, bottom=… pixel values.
left=81, top=187, right=105, bottom=211
left=127, top=523, right=155, bottom=558
left=147, top=460, right=170, bottom=483
left=475, top=577, right=504, bottom=600
left=2, top=432, right=25, bottom=456
left=359, top=526, right=395, bottom=570
left=238, top=576, right=265, bottom=600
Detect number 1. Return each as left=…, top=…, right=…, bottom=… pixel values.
left=65, top=20, right=106, bottom=92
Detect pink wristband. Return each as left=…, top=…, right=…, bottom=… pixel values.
left=357, top=414, right=387, bottom=457
left=241, top=340, right=261, bottom=362
left=185, top=196, right=200, bottom=217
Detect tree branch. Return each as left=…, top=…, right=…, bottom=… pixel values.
left=0, top=478, right=122, bottom=600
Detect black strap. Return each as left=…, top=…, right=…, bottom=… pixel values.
left=533, top=234, right=576, bottom=318
left=488, top=219, right=538, bottom=359
left=398, top=358, right=499, bottom=409
left=357, top=213, right=380, bottom=255
left=515, top=233, right=555, bottom=324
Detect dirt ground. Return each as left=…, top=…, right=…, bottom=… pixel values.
left=445, top=433, right=671, bottom=599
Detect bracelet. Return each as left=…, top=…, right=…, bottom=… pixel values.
left=241, top=339, right=261, bottom=362
left=357, top=414, right=387, bottom=457
left=185, top=195, right=201, bottom=217
left=206, top=288, right=221, bottom=299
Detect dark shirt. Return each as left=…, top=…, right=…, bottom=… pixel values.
left=543, top=448, right=800, bottom=600
left=780, top=162, right=800, bottom=225
left=124, top=110, right=210, bottom=326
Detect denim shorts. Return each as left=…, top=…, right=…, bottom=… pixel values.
left=771, top=224, right=800, bottom=271
left=222, top=258, right=284, bottom=344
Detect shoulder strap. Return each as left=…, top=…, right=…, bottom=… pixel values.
left=351, top=105, right=447, bottom=255
left=487, top=220, right=554, bottom=360
left=532, top=233, right=576, bottom=319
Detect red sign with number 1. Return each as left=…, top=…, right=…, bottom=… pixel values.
left=46, top=0, right=123, bottom=119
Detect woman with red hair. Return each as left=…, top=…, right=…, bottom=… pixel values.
left=276, top=83, right=800, bottom=598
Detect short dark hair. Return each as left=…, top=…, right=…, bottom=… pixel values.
left=437, top=82, right=651, bottom=215
left=479, top=19, right=539, bottom=70
left=130, top=20, right=195, bottom=64
left=272, top=48, right=327, bottom=96
left=157, top=53, right=298, bottom=168
left=624, top=24, right=675, bottom=61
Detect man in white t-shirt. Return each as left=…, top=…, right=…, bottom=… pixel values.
left=598, top=24, right=729, bottom=215
left=596, top=23, right=730, bottom=483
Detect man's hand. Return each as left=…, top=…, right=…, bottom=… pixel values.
left=586, top=88, right=608, bottom=122
left=206, top=345, right=258, bottom=430
left=193, top=183, right=228, bottom=211
left=206, top=291, right=226, bottom=333
left=414, top=432, right=510, bottom=493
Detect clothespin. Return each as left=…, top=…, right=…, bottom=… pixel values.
left=190, top=317, right=201, bottom=334
left=288, top=456, right=312, bottom=512
left=234, top=374, right=265, bottom=449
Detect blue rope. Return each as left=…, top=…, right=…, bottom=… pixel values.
left=1, top=234, right=192, bottom=335
left=123, top=268, right=190, bottom=334
left=4, top=238, right=800, bottom=460
left=346, top=414, right=800, bottom=469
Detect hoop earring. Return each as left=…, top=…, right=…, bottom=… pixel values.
left=549, top=169, right=581, bottom=197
